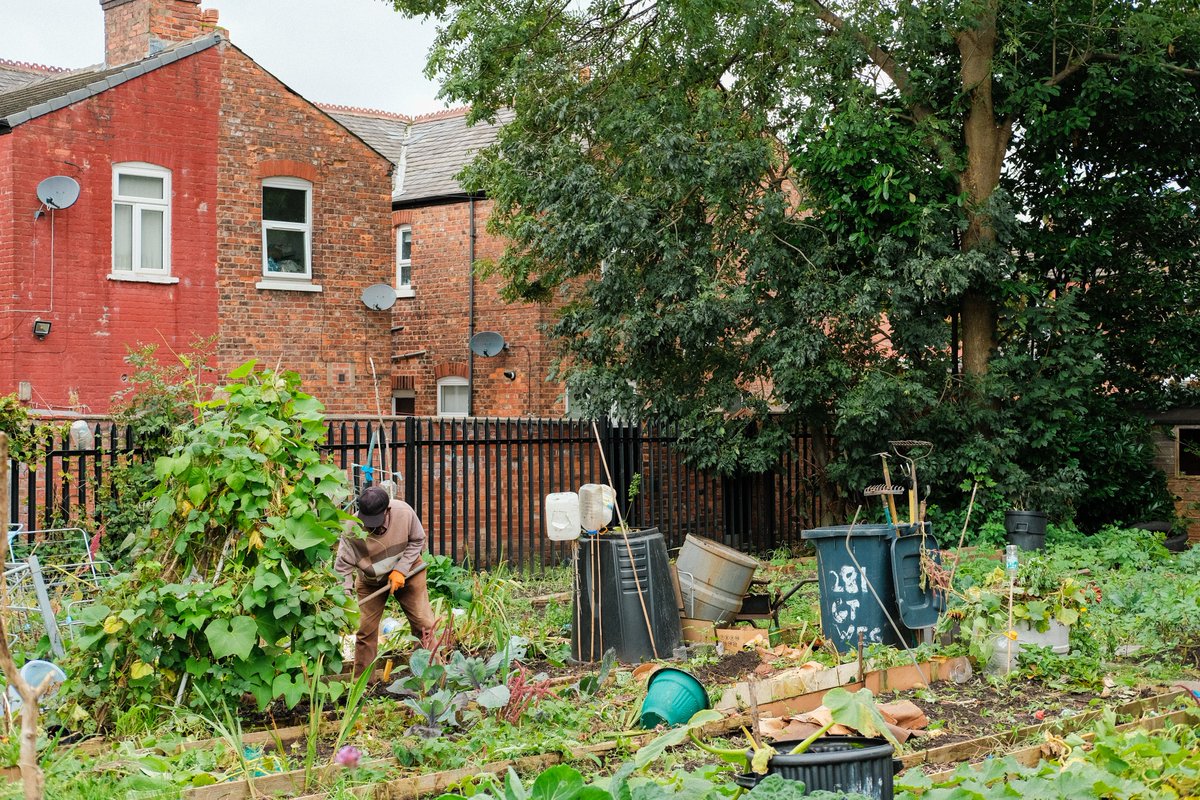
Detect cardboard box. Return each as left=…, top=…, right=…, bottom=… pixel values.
left=681, top=617, right=716, bottom=643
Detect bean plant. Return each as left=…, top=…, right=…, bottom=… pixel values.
left=60, top=362, right=358, bottom=729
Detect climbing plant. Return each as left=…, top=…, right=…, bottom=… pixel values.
left=98, top=339, right=216, bottom=567
left=63, top=362, right=358, bottom=729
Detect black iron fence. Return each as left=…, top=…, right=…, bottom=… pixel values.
left=7, top=416, right=827, bottom=569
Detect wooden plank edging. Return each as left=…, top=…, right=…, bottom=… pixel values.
left=921, top=706, right=1200, bottom=783
left=899, top=689, right=1187, bottom=768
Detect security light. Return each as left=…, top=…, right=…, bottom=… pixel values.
left=32, top=319, right=51, bottom=339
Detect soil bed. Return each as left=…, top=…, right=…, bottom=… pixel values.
left=691, top=650, right=763, bottom=686
left=881, top=676, right=1161, bottom=750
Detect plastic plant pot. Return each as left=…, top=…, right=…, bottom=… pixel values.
left=639, top=667, right=710, bottom=728
left=738, top=736, right=901, bottom=800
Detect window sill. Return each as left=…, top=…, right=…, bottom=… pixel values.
left=396, top=286, right=416, bottom=299
left=107, top=272, right=179, bottom=285
left=256, top=280, right=323, bottom=293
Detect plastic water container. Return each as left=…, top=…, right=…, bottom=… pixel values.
left=545, top=492, right=581, bottom=541
left=380, top=618, right=402, bottom=636
left=579, top=484, right=615, bottom=531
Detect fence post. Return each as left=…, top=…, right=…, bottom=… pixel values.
left=404, top=416, right=418, bottom=511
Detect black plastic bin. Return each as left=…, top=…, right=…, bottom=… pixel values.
left=736, top=736, right=901, bottom=800
left=571, top=526, right=682, bottom=663
left=1004, top=511, right=1048, bottom=551
left=801, top=524, right=930, bottom=652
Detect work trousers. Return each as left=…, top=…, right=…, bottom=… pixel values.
left=353, top=569, right=437, bottom=677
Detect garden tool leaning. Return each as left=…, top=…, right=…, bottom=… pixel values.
left=358, top=561, right=429, bottom=605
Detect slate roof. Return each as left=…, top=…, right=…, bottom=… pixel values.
left=328, top=106, right=512, bottom=205
left=0, top=36, right=221, bottom=132
left=0, top=60, right=67, bottom=94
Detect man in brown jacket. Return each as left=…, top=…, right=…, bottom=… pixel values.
left=335, top=485, right=437, bottom=676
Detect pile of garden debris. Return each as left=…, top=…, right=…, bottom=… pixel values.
left=759, top=699, right=931, bottom=743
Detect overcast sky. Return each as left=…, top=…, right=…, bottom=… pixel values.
left=0, top=0, right=447, bottom=115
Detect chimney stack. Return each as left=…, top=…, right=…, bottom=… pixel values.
left=100, top=0, right=218, bottom=66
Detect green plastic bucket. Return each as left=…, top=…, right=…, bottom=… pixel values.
left=639, top=667, right=710, bottom=728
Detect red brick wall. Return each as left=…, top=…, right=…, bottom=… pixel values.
left=1153, top=427, right=1200, bottom=541
left=102, top=0, right=209, bottom=66
left=0, top=134, right=14, bottom=401
left=0, top=47, right=221, bottom=413
left=215, top=46, right=394, bottom=414
left=391, top=199, right=566, bottom=417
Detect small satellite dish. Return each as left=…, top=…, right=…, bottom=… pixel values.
left=470, top=331, right=507, bottom=357
left=36, top=176, right=80, bottom=210
left=361, top=283, right=397, bottom=311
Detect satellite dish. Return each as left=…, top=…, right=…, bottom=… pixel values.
left=470, top=331, right=507, bottom=357
left=36, top=176, right=80, bottom=210
left=361, top=283, right=397, bottom=311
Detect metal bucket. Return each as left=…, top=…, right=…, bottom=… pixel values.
left=675, top=534, right=760, bottom=625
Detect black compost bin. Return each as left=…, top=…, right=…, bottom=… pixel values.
left=1004, top=511, right=1048, bottom=551
left=571, top=526, right=682, bottom=664
left=736, top=736, right=901, bottom=800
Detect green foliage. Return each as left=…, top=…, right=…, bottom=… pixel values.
left=895, top=710, right=1200, bottom=799
left=60, top=362, right=356, bottom=729
left=389, top=0, right=1200, bottom=529
left=98, top=339, right=216, bottom=567
left=426, top=553, right=475, bottom=607
left=0, top=393, right=59, bottom=464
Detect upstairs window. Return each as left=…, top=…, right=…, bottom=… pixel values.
left=113, top=163, right=171, bottom=275
left=262, top=177, right=311, bottom=279
left=396, top=225, right=413, bottom=295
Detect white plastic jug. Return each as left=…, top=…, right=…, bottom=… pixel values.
left=545, top=492, right=581, bottom=541
left=578, top=483, right=616, bottom=532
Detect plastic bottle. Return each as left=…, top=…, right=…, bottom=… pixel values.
left=1005, top=544, right=1019, bottom=581
left=578, top=484, right=615, bottom=531
left=545, top=492, right=581, bottom=541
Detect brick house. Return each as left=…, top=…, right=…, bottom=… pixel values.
left=0, top=0, right=394, bottom=414
left=327, top=106, right=566, bottom=418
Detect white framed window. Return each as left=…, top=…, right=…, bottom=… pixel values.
left=437, top=377, right=469, bottom=418
left=396, top=225, right=413, bottom=296
left=112, top=163, right=171, bottom=277
left=262, top=177, right=312, bottom=280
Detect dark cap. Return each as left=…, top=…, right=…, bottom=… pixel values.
left=356, top=486, right=390, bottom=529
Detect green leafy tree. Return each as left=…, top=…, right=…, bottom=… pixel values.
left=64, top=362, right=357, bottom=728
left=391, top=0, right=1198, bottom=520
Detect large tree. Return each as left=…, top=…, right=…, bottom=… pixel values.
left=394, top=0, right=1200, bottom=521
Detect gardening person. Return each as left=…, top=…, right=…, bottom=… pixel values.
left=335, top=485, right=437, bottom=676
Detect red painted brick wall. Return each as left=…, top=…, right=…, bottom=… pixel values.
left=391, top=199, right=566, bottom=417
left=0, top=47, right=221, bottom=413
left=215, top=46, right=394, bottom=414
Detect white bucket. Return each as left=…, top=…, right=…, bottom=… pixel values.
left=988, top=620, right=1070, bottom=675
left=545, top=492, right=581, bottom=541
left=579, top=484, right=615, bottom=531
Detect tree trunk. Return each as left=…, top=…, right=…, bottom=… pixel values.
left=956, top=3, right=1012, bottom=378
left=810, top=423, right=843, bottom=526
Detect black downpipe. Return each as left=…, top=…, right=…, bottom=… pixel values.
left=468, top=196, right=477, bottom=417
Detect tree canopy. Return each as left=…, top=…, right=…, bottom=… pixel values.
left=393, top=0, right=1200, bottom=524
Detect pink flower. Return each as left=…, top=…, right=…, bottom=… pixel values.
left=334, top=745, right=361, bottom=769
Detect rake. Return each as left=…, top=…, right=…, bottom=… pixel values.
left=863, top=483, right=906, bottom=526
